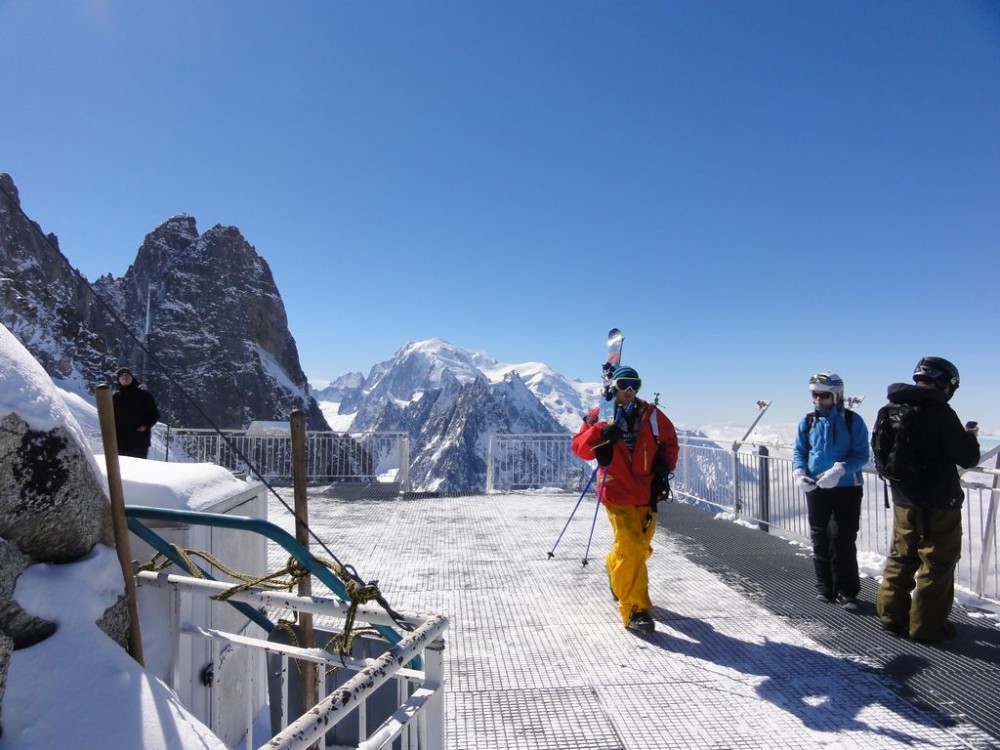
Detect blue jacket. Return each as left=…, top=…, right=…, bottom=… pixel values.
left=792, top=405, right=870, bottom=487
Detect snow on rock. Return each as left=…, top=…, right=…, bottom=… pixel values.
left=0, top=546, right=227, bottom=750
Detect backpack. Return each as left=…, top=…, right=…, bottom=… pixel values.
left=801, top=408, right=854, bottom=453
left=871, top=402, right=922, bottom=483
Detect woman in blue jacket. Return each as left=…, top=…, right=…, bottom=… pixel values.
left=792, top=372, right=870, bottom=609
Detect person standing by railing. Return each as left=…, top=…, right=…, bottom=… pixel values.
left=874, top=356, right=980, bottom=643
left=113, top=366, right=160, bottom=459
left=792, top=372, right=870, bottom=610
left=572, top=365, right=678, bottom=634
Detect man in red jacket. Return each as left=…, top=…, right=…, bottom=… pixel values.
left=572, top=366, right=679, bottom=633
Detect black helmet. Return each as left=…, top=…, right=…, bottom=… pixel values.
left=912, top=356, right=959, bottom=392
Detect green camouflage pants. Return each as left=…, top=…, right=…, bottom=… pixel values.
left=876, top=505, right=962, bottom=642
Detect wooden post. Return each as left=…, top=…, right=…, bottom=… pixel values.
left=95, top=384, right=145, bottom=666
left=290, top=410, right=317, bottom=718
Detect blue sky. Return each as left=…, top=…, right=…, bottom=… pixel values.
left=1, top=1, right=998, bottom=432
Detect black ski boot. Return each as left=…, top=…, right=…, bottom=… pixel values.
left=626, top=610, right=655, bottom=634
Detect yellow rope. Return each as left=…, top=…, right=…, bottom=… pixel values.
left=140, top=545, right=384, bottom=659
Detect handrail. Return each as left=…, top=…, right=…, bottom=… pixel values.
left=124, top=505, right=408, bottom=649
left=264, top=614, right=449, bottom=750
left=136, top=570, right=447, bottom=749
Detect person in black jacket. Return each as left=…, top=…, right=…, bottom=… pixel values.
left=875, top=356, right=980, bottom=643
left=112, top=366, right=160, bottom=459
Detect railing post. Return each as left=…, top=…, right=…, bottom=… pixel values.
left=289, top=410, right=317, bottom=737
left=486, top=433, right=495, bottom=494
left=731, top=448, right=741, bottom=515
left=424, top=637, right=446, bottom=749
left=400, top=433, right=410, bottom=494
left=757, top=445, right=770, bottom=532
left=976, top=452, right=1000, bottom=598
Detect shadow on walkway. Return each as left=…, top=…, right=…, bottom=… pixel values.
left=650, top=607, right=940, bottom=743
left=661, top=500, right=1000, bottom=742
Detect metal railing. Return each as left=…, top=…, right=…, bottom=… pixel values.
left=486, top=432, right=1000, bottom=603
left=671, top=437, right=1000, bottom=602
left=127, top=505, right=446, bottom=750
left=95, top=428, right=411, bottom=490
left=136, top=572, right=447, bottom=750
left=486, top=432, right=589, bottom=492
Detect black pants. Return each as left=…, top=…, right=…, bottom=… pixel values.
left=806, top=485, right=863, bottom=598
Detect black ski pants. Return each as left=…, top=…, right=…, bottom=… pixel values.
left=806, top=485, right=863, bottom=598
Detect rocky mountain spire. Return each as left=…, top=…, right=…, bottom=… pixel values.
left=0, top=173, right=328, bottom=430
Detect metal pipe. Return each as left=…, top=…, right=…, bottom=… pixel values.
left=264, top=616, right=448, bottom=750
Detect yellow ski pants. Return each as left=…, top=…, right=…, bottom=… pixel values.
left=605, top=504, right=656, bottom=626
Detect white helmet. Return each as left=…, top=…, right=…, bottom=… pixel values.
left=809, top=372, right=844, bottom=400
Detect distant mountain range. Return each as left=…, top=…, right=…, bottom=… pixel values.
left=310, top=339, right=604, bottom=492
left=312, top=338, right=603, bottom=434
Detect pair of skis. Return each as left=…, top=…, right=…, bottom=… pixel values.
left=598, top=327, right=624, bottom=423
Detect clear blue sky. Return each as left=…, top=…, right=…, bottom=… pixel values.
left=2, top=1, right=998, bottom=432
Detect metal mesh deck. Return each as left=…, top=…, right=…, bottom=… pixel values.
left=267, top=491, right=1000, bottom=749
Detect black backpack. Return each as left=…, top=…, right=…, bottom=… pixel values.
left=871, top=402, right=922, bottom=483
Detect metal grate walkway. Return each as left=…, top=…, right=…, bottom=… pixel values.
left=268, top=491, right=1000, bottom=749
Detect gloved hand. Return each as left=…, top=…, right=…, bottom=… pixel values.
left=602, top=423, right=623, bottom=444
left=815, top=462, right=846, bottom=489
left=593, top=443, right=614, bottom=468
left=650, top=473, right=670, bottom=505
left=793, top=469, right=815, bottom=492
left=652, top=457, right=671, bottom=479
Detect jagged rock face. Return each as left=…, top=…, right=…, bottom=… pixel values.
left=91, top=215, right=328, bottom=430
left=0, top=173, right=116, bottom=389
left=1, top=173, right=328, bottom=431
left=374, top=375, right=566, bottom=493
left=0, top=414, right=115, bottom=562
left=312, top=371, right=365, bottom=406
left=345, top=339, right=570, bottom=492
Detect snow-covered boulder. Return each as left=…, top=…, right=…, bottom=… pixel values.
left=0, top=413, right=114, bottom=562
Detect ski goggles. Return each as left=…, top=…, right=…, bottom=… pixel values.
left=811, top=391, right=833, bottom=400
left=809, top=373, right=841, bottom=387
left=614, top=378, right=641, bottom=393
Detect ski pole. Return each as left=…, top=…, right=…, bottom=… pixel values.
left=547, top=467, right=597, bottom=559
left=582, top=469, right=606, bottom=567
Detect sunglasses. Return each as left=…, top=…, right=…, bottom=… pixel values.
left=615, top=378, right=641, bottom=392
left=812, top=391, right=833, bottom=400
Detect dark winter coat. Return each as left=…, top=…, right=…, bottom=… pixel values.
left=882, top=383, right=980, bottom=509
left=572, top=399, right=679, bottom=507
left=113, top=379, right=160, bottom=456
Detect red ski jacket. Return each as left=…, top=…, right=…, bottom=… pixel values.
left=572, top=399, right=679, bottom=507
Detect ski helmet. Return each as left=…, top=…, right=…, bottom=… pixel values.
left=808, top=372, right=844, bottom=400
left=611, top=366, right=641, bottom=393
left=912, top=356, right=960, bottom=393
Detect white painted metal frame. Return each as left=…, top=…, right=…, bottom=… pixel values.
left=136, top=571, right=448, bottom=750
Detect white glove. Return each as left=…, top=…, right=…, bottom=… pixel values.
left=793, top=469, right=815, bottom=492
left=815, top=462, right=846, bottom=489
